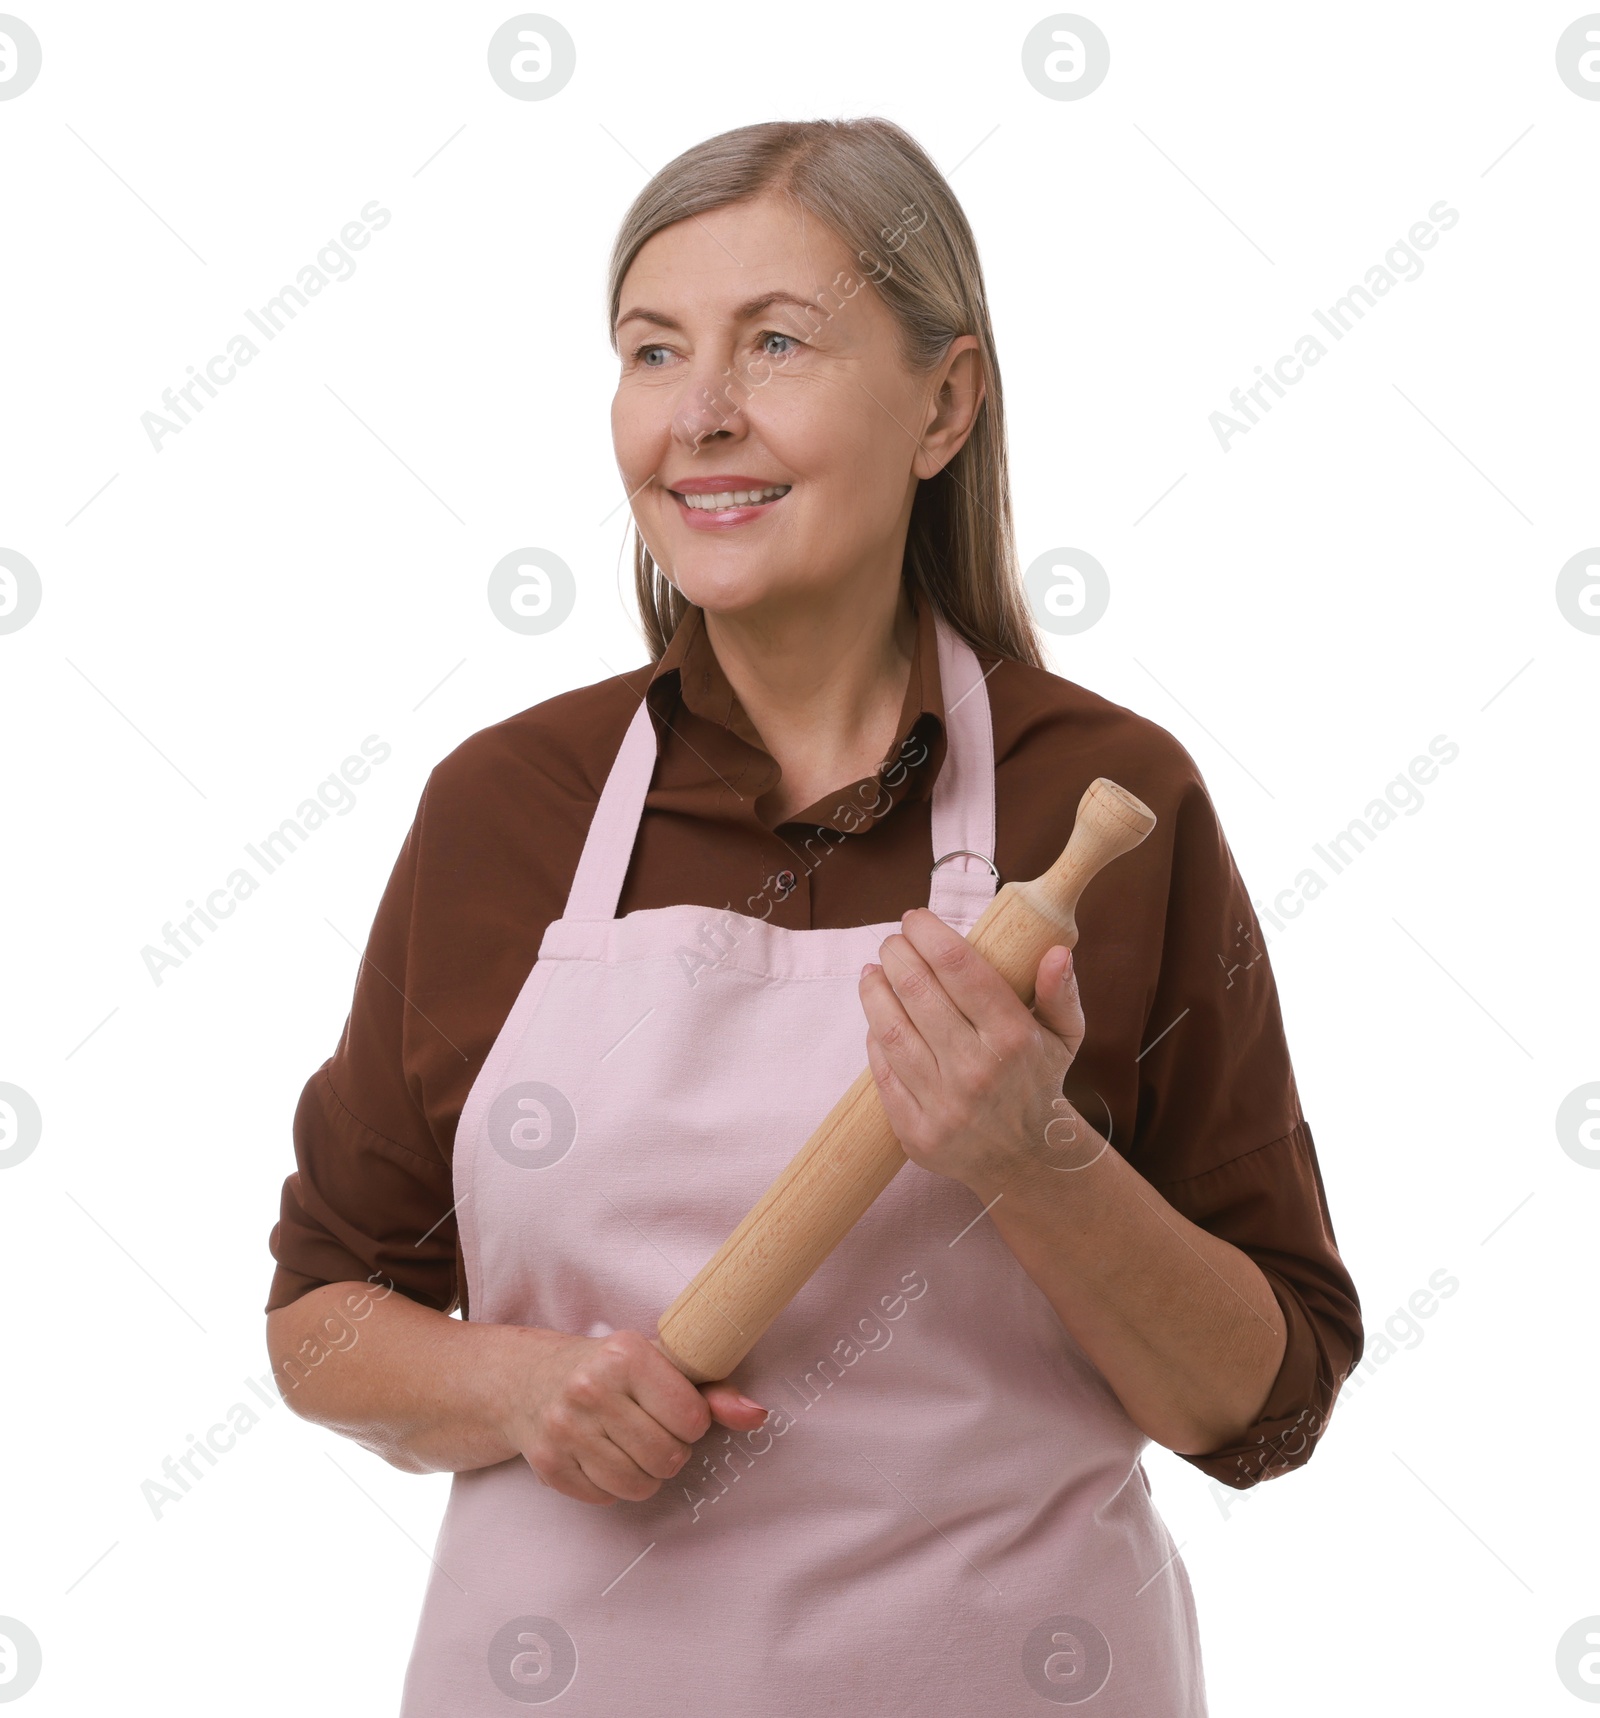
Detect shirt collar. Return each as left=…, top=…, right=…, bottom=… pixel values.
left=644, top=588, right=948, bottom=831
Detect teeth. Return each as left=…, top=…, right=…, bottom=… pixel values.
left=679, top=485, right=789, bottom=510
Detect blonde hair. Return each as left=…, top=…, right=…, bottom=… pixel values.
left=606, top=117, right=1044, bottom=671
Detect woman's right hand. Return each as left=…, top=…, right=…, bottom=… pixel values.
left=265, top=1283, right=770, bottom=1493
left=499, top=1327, right=770, bottom=1507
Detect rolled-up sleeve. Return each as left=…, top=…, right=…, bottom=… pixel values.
left=1151, top=1119, right=1360, bottom=1487
left=265, top=787, right=461, bottom=1318
left=1123, top=760, right=1363, bottom=1489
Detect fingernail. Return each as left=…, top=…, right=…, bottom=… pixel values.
left=861, top=962, right=877, bottom=979
left=735, top=1394, right=767, bottom=1417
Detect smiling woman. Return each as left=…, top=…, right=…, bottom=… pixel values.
left=263, top=116, right=1362, bottom=1717
left=603, top=129, right=1045, bottom=828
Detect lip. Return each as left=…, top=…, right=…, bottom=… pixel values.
left=664, top=476, right=791, bottom=531
left=667, top=475, right=786, bottom=493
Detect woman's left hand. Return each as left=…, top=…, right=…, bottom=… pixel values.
left=860, top=907, right=1086, bottom=1193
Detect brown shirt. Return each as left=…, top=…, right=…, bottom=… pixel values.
left=266, top=591, right=1362, bottom=1489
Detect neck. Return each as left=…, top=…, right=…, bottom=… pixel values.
left=702, top=576, right=918, bottom=827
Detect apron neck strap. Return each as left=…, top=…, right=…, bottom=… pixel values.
left=562, top=608, right=998, bottom=925
left=926, top=611, right=999, bottom=927
left=560, top=695, right=660, bottom=922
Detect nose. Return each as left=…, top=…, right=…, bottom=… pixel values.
left=671, top=356, right=749, bottom=455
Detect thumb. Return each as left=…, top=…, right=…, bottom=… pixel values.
left=701, top=1379, right=771, bottom=1433
left=1033, top=945, right=1085, bottom=1053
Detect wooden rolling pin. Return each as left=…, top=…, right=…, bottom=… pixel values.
left=654, top=776, right=1157, bottom=1384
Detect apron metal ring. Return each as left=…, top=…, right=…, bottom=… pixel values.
left=930, top=849, right=1000, bottom=882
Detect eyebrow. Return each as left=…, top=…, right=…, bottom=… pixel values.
left=614, top=290, right=821, bottom=335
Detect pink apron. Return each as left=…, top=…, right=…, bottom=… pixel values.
left=400, top=613, right=1208, bottom=1714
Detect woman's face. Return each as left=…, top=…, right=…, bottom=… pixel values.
left=611, top=190, right=980, bottom=619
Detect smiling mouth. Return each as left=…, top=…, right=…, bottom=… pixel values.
left=669, top=484, right=792, bottom=512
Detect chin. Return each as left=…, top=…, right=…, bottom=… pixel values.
left=670, top=565, right=794, bottom=616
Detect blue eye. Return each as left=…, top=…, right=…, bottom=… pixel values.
left=628, top=331, right=799, bottom=367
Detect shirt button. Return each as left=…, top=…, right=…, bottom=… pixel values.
left=775, top=870, right=797, bottom=898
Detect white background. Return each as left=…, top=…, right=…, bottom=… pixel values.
left=2, top=2, right=1598, bottom=1712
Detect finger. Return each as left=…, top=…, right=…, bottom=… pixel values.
left=702, top=1379, right=771, bottom=1431
left=528, top=1447, right=619, bottom=1507
left=897, top=908, right=1032, bottom=1047
left=570, top=1424, right=670, bottom=1503
left=859, top=961, right=939, bottom=1103
left=599, top=1391, right=702, bottom=1487
left=528, top=1332, right=700, bottom=1505
left=863, top=1011, right=929, bottom=1127
left=1033, top=945, right=1086, bottom=1050
left=872, top=925, right=981, bottom=1066
left=628, top=1336, right=715, bottom=1446
left=533, top=1390, right=673, bottom=1503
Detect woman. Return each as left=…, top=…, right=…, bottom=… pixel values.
left=265, top=118, right=1362, bottom=1714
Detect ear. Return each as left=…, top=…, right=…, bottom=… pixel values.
left=912, top=336, right=987, bottom=480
